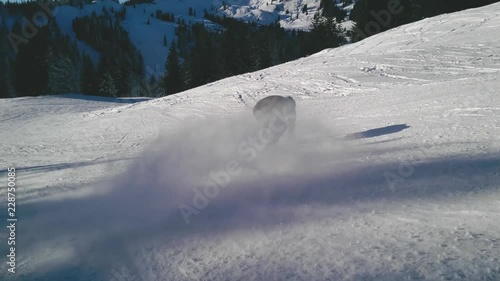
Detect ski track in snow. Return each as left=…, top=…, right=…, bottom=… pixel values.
left=1, top=3, right=500, bottom=281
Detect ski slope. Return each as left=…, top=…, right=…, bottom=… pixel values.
left=1, top=3, right=500, bottom=281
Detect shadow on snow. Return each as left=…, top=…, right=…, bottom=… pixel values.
left=7, top=117, right=499, bottom=281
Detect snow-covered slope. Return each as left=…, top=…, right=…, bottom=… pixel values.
left=51, top=0, right=217, bottom=74
left=1, top=3, right=500, bottom=281
left=49, top=0, right=352, bottom=74
left=214, top=0, right=320, bottom=29
left=214, top=0, right=352, bottom=30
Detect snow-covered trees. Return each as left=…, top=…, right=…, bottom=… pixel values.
left=46, top=47, right=78, bottom=94
left=0, top=2, right=146, bottom=98
left=302, top=4, right=308, bottom=15
left=72, top=10, right=146, bottom=97
left=155, top=10, right=175, bottom=22
left=319, top=0, right=346, bottom=22
left=172, top=13, right=342, bottom=94
left=302, top=13, right=344, bottom=55
left=97, top=72, right=118, bottom=97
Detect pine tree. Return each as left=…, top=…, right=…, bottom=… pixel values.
left=116, top=58, right=131, bottom=97
left=14, top=27, right=50, bottom=96
left=164, top=41, right=183, bottom=95
left=306, top=13, right=343, bottom=54
left=0, top=21, right=15, bottom=98
left=119, top=7, right=126, bottom=21
left=46, top=47, right=77, bottom=94
left=97, top=57, right=118, bottom=97
left=351, top=0, right=414, bottom=41
left=81, top=54, right=96, bottom=94
left=98, top=72, right=117, bottom=97
left=320, top=0, right=346, bottom=22
left=0, top=57, right=14, bottom=98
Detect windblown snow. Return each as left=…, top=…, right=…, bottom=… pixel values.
left=1, top=3, right=500, bottom=281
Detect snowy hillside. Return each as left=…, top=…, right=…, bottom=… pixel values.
left=47, top=0, right=352, bottom=74
left=213, top=0, right=353, bottom=30
left=1, top=2, right=500, bottom=281
left=50, top=0, right=217, bottom=75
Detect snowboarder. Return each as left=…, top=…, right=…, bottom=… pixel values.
left=253, top=95, right=296, bottom=145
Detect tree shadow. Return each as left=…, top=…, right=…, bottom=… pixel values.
left=0, top=157, right=138, bottom=202
left=7, top=150, right=499, bottom=281
left=0, top=157, right=137, bottom=175
left=54, top=93, right=151, bottom=104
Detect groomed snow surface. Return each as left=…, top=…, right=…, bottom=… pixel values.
left=1, top=3, right=500, bottom=281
